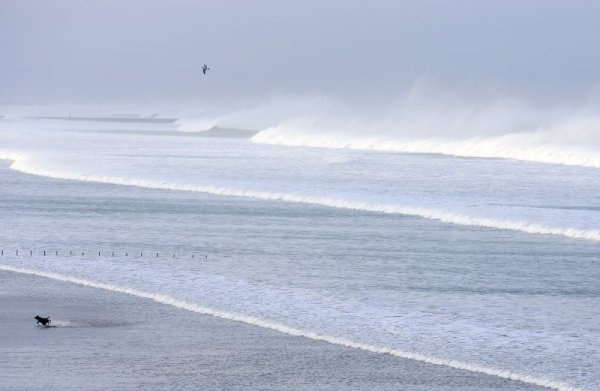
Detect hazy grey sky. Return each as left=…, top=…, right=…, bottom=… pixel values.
left=1, top=0, right=599, bottom=105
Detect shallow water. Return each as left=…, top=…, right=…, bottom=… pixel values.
left=0, top=117, right=598, bottom=390
left=1, top=272, right=554, bottom=391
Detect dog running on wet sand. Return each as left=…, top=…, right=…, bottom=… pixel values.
left=34, top=315, right=51, bottom=326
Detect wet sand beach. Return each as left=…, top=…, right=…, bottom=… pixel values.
left=1, top=270, right=549, bottom=391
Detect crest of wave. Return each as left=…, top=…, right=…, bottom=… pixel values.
left=176, top=95, right=333, bottom=133
left=251, top=90, right=600, bottom=168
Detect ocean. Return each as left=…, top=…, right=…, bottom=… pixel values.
left=0, top=111, right=598, bottom=390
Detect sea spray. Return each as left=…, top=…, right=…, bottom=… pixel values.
left=251, top=123, right=600, bottom=168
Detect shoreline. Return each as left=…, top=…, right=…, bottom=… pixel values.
left=1, top=269, right=550, bottom=391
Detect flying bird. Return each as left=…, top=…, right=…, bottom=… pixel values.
left=202, top=64, right=210, bottom=75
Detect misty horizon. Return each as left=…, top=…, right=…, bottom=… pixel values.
left=1, top=1, right=600, bottom=107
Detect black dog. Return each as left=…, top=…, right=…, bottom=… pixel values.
left=34, top=315, right=51, bottom=326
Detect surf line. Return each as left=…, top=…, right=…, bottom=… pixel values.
left=0, top=264, right=584, bottom=391
left=5, top=158, right=600, bottom=243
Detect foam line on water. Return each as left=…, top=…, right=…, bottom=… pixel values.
left=252, top=130, right=600, bottom=169
left=6, top=156, right=600, bottom=242
left=0, top=264, right=584, bottom=391
left=248, top=101, right=600, bottom=169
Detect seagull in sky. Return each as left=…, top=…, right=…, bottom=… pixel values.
left=202, top=64, right=210, bottom=75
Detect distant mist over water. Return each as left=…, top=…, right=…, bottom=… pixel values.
left=3, top=0, right=600, bottom=168
left=2, top=1, right=600, bottom=105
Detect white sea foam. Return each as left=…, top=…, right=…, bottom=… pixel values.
left=252, top=123, right=600, bottom=168
left=175, top=110, right=600, bottom=167
left=3, top=154, right=600, bottom=242
left=241, top=91, right=600, bottom=168
left=51, top=319, right=75, bottom=327
left=0, top=265, right=585, bottom=391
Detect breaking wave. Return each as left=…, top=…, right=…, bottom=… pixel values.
left=0, top=265, right=585, bottom=391
left=3, top=154, right=600, bottom=242
left=252, top=127, right=600, bottom=168
left=239, top=91, right=600, bottom=168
